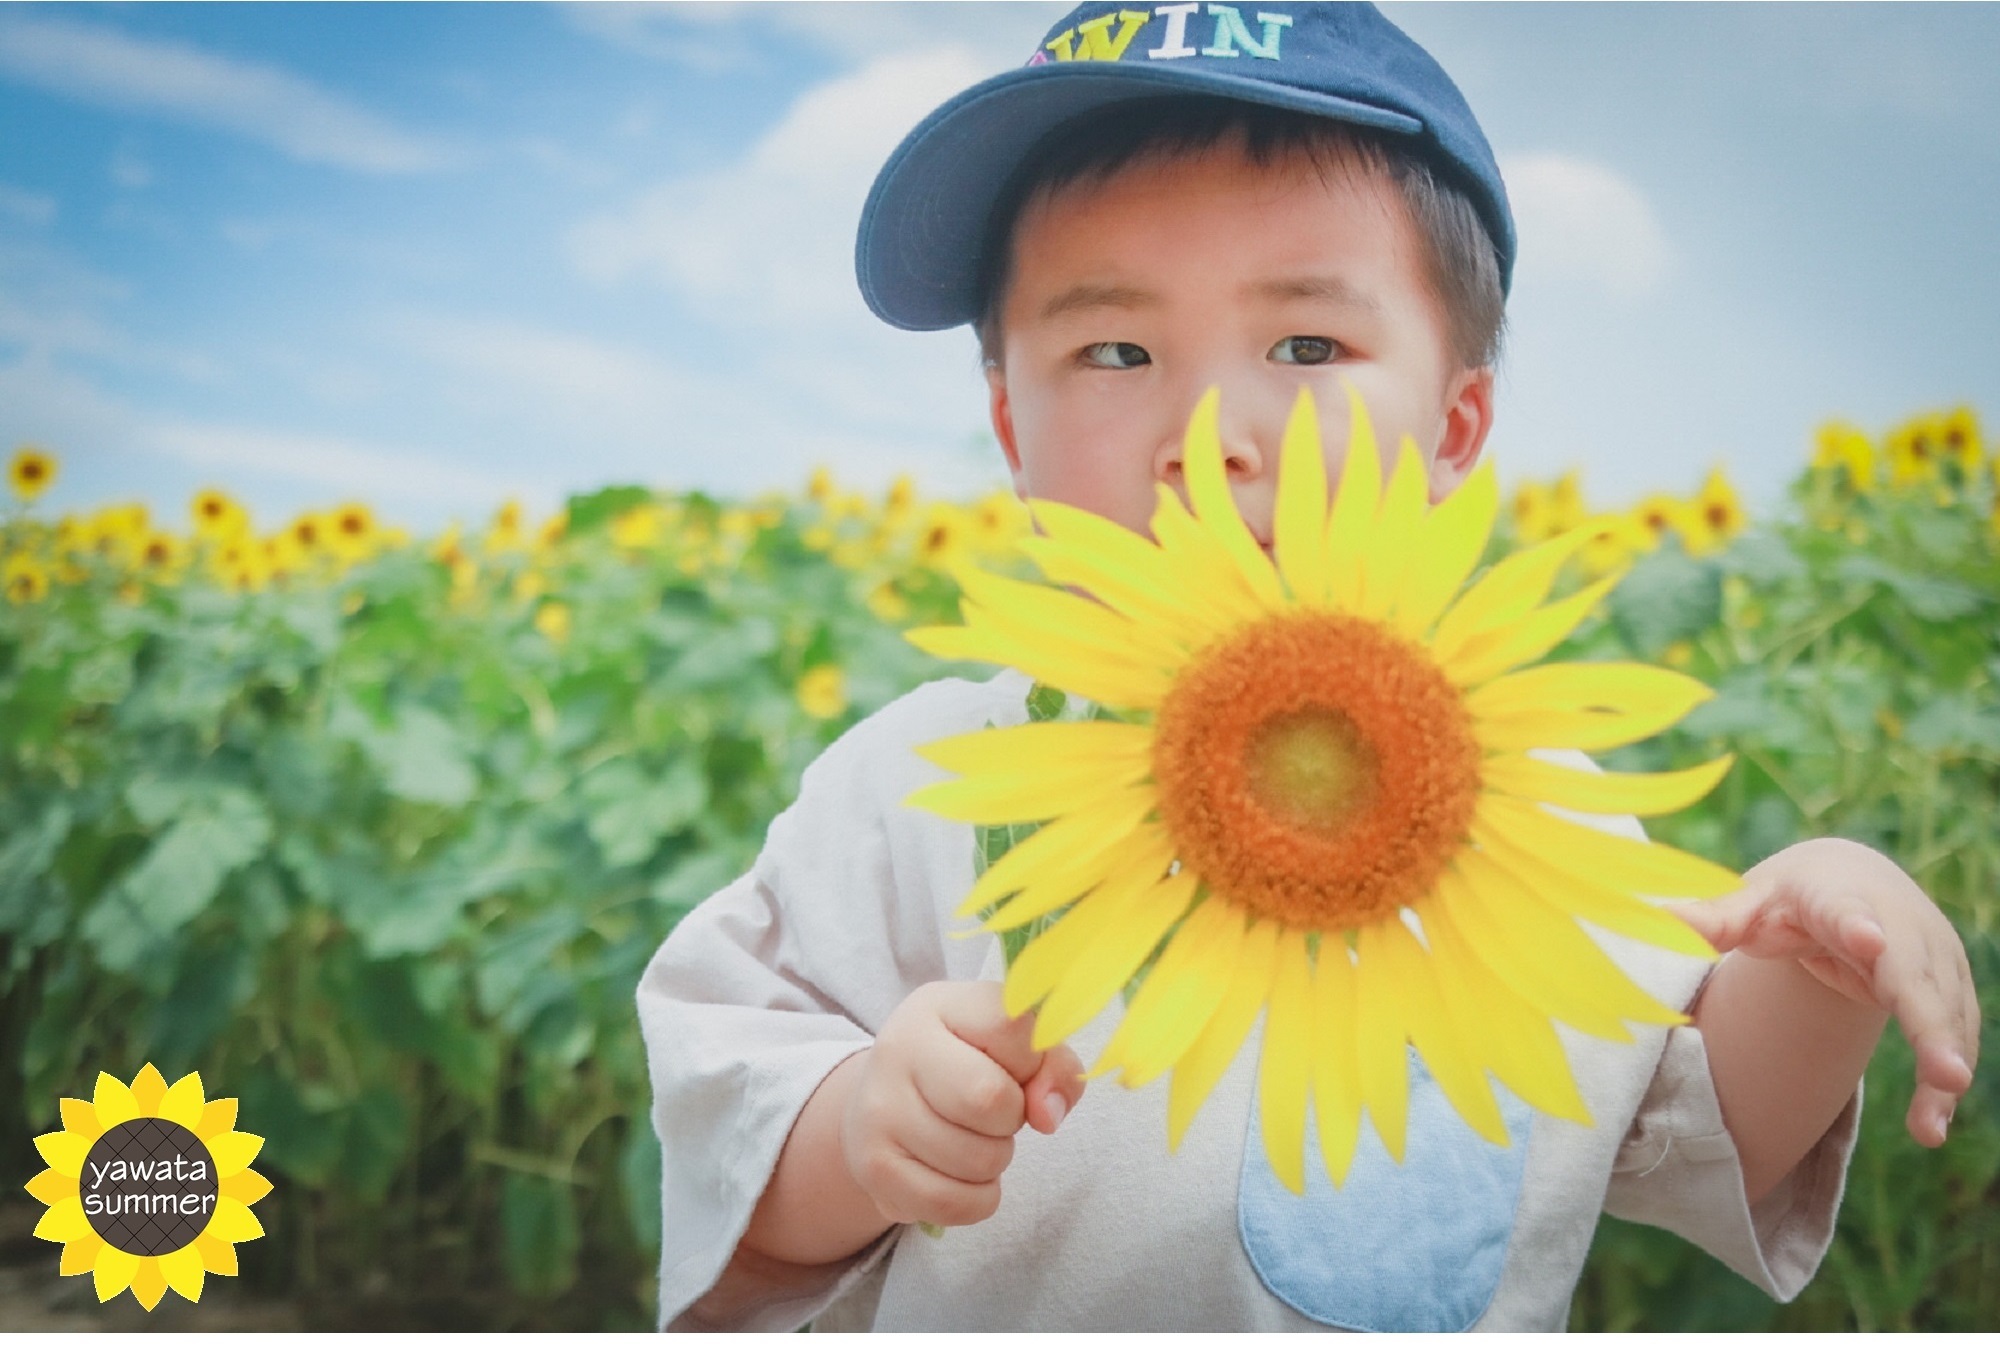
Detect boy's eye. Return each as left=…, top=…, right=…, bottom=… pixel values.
left=1268, top=336, right=1340, bottom=365
left=1081, top=341, right=1151, bottom=370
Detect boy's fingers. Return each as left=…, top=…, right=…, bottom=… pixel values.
left=896, top=1101, right=1016, bottom=1184
left=1669, top=875, right=1779, bottom=953
left=1906, top=1082, right=1958, bottom=1149
left=869, top=1149, right=1003, bottom=1228
left=912, top=1027, right=1026, bottom=1136
left=1023, top=1042, right=1086, bottom=1135
left=934, top=983, right=1051, bottom=1085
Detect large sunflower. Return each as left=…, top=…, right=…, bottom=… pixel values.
left=905, top=388, right=1740, bottom=1193
left=27, top=1064, right=269, bottom=1308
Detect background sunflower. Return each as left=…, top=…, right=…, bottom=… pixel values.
left=907, top=387, right=1742, bottom=1192
left=26, top=1064, right=269, bottom=1309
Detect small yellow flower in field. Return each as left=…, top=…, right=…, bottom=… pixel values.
left=831, top=539, right=873, bottom=571
left=485, top=498, right=525, bottom=553
left=53, top=515, right=82, bottom=554
left=611, top=503, right=667, bottom=551
left=970, top=490, right=1030, bottom=554
left=866, top=578, right=910, bottom=622
left=1629, top=494, right=1684, bottom=551
left=1878, top=708, right=1904, bottom=741
left=830, top=491, right=870, bottom=526
left=1549, top=470, right=1587, bottom=535
left=192, top=489, right=250, bottom=542
left=262, top=533, right=308, bottom=582
left=8, top=447, right=56, bottom=501
left=1509, top=481, right=1555, bottom=543
left=1663, top=640, right=1696, bottom=670
left=214, top=539, right=269, bottom=592
left=328, top=503, right=376, bottom=559
left=447, top=558, right=479, bottom=609
left=116, top=580, right=144, bottom=606
left=4, top=553, right=49, bottom=604
left=1886, top=420, right=1940, bottom=487
left=802, top=524, right=836, bottom=552
left=1812, top=420, right=1878, bottom=492
left=913, top=504, right=968, bottom=570
left=1938, top=407, right=1983, bottom=482
left=1576, top=512, right=1653, bottom=579
left=288, top=512, right=329, bottom=555
left=432, top=524, right=466, bottom=568
left=534, top=599, right=571, bottom=644
left=806, top=466, right=835, bottom=506
left=536, top=511, right=568, bottom=552
left=795, top=664, right=847, bottom=720
left=513, top=569, right=546, bottom=603
left=137, top=532, right=184, bottom=574
left=883, top=474, right=918, bottom=525
left=1691, top=468, right=1747, bottom=549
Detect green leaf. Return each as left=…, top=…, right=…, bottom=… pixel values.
left=1610, top=548, right=1722, bottom=655
left=1026, top=682, right=1067, bottom=722
left=114, top=788, right=272, bottom=932
left=584, top=758, right=707, bottom=868
left=501, top=1172, right=581, bottom=1298
left=620, top=1118, right=663, bottom=1253
left=564, top=484, right=654, bottom=535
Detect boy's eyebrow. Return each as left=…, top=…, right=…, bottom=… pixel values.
left=1038, top=282, right=1159, bottom=322
left=1248, top=276, right=1382, bottom=313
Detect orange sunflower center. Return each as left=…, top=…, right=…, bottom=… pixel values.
left=1151, top=612, right=1483, bottom=931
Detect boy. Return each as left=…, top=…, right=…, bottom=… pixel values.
left=637, top=3, right=1977, bottom=1331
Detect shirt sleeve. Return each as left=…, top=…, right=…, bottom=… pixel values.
left=634, top=677, right=1013, bottom=1331
left=1602, top=1016, right=1861, bottom=1302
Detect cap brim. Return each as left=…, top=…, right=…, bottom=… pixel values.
left=856, top=62, right=1426, bottom=332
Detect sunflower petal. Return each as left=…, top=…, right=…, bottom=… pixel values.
left=904, top=609, right=1169, bottom=710
left=1006, top=833, right=1176, bottom=1016
left=1476, top=796, right=1744, bottom=900
left=906, top=745, right=1151, bottom=824
left=92, top=1072, right=140, bottom=1131
left=131, top=1064, right=169, bottom=1115
left=60, top=1235, right=104, bottom=1278
left=207, top=1130, right=264, bottom=1178
left=1474, top=826, right=1718, bottom=959
left=1355, top=438, right=1431, bottom=620
left=1390, top=456, right=1499, bottom=639
left=1311, top=941, right=1363, bottom=1185
left=26, top=1167, right=70, bottom=1205
left=1324, top=388, right=1384, bottom=610
left=1354, top=923, right=1412, bottom=1161
left=1036, top=869, right=1199, bottom=1049
left=1484, top=753, right=1734, bottom=818
left=1100, top=898, right=1244, bottom=1087
left=1018, top=524, right=1226, bottom=645
left=1372, top=918, right=1509, bottom=1146
left=33, top=1196, right=89, bottom=1243
left=1258, top=932, right=1316, bottom=1194
left=94, top=1246, right=140, bottom=1303
left=1150, top=485, right=1268, bottom=625
left=1467, top=663, right=1714, bottom=751
left=956, top=565, right=1192, bottom=671
left=918, top=720, right=1153, bottom=778
left=195, top=1233, right=239, bottom=1277
left=159, top=1245, right=205, bottom=1304
left=222, top=1167, right=273, bottom=1205
left=130, top=1258, right=167, bottom=1311
left=1182, top=387, right=1284, bottom=608
left=1168, top=919, right=1279, bottom=1150
left=59, top=1097, right=99, bottom=1140
left=35, top=1129, right=88, bottom=1177
left=963, top=792, right=1155, bottom=924
left=1423, top=908, right=1592, bottom=1124
left=209, top=1197, right=265, bottom=1244
left=1273, top=387, right=1331, bottom=606
left=1431, top=526, right=1591, bottom=658
left=158, top=1073, right=206, bottom=1131
left=1434, top=865, right=1635, bottom=1041
left=1442, top=574, right=1620, bottom=688
left=196, top=1097, right=238, bottom=1139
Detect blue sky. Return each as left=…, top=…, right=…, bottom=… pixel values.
left=2, top=2, right=1996, bottom=534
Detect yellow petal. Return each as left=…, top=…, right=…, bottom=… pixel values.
left=209, top=1196, right=265, bottom=1244
left=33, top=1195, right=90, bottom=1243
left=1168, top=917, right=1279, bottom=1149
left=1272, top=387, right=1331, bottom=606
left=195, top=1233, right=239, bottom=1277
left=980, top=816, right=1166, bottom=934
left=1442, top=574, right=1620, bottom=688
left=1423, top=907, right=1592, bottom=1124
left=1473, top=824, right=1718, bottom=959
left=1005, top=833, right=1176, bottom=1016
left=1454, top=853, right=1689, bottom=1028
left=1433, top=865, right=1634, bottom=1041
left=26, top=1167, right=72, bottom=1205
left=917, top=719, right=1153, bottom=778
left=95, top=1246, right=140, bottom=1303
left=956, top=564, right=1193, bottom=672
left=207, top=1130, right=264, bottom=1178
left=1099, top=898, right=1245, bottom=1086
left=905, top=752, right=1149, bottom=825
left=1324, top=387, right=1384, bottom=610
left=130, top=1257, right=167, bottom=1311
left=904, top=610, right=1169, bottom=711
left=1018, top=520, right=1227, bottom=645
left=131, top=1064, right=169, bottom=1115
left=1035, top=869, right=1199, bottom=1049
left=159, top=1245, right=205, bottom=1304
left=1475, top=796, right=1744, bottom=900
left=1258, top=932, right=1316, bottom=1194
left=1484, top=753, right=1733, bottom=819
left=1389, top=456, right=1499, bottom=639
left=1181, top=387, right=1284, bottom=608
left=1354, top=923, right=1413, bottom=1160
left=59, top=1097, right=101, bottom=1140
left=968, top=792, right=1160, bottom=928
left=1431, top=526, right=1590, bottom=658
left=1354, top=437, right=1431, bottom=620
left=1369, top=918, right=1508, bottom=1146
left=959, top=788, right=1154, bottom=922
left=158, top=1072, right=206, bottom=1131
left=35, top=1129, right=88, bottom=1177
left=60, top=1234, right=104, bottom=1277
left=221, top=1167, right=273, bottom=1205
left=1149, top=485, right=1267, bottom=626
left=92, top=1072, right=141, bottom=1131
left=196, top=1097, right=238, bottom=1139
left=1311, top=941, right=1363, bottom=1185
left=1467, top=663, right=1714, bottom=751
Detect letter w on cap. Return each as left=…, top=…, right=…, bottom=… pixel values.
left=1045, top=9, right=1152, bottom=62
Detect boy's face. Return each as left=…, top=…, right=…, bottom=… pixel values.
left=986, top=138, right=1494, bottom=551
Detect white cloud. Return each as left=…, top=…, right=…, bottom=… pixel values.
left=0, top=180, right=55, bottom=225
left=110, top=149, right=156, bottom=190
left=148, top=421, right=542, bottom=510
left=1501, top=153, right=1672, bottom=301
left=568, top=2, right=1065, bottom=72
left=0, top=13, right=454, bottom=173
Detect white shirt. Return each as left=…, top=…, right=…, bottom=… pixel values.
left=636, top=669, right=1857, bottom=1331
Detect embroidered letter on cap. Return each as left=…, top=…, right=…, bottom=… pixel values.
left=1201, top=4, right=1293, bottom=60
left=1045, top=9, right=1153, bottom=62
left=1147, top=2, right=1201, bottom=59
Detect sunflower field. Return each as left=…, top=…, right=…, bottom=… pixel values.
left=0, top=406, right=1995, bottom=1331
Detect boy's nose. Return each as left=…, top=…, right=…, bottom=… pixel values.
left=1152, top=402, right=1273, bottom=538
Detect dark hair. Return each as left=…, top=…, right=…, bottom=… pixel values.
left=973, top=97, right=1505, bottom=372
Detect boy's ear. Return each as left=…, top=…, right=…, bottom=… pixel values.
left=986, top=363, right=1026, bottom=487
left=1429, top=365, right=1496, bottom=503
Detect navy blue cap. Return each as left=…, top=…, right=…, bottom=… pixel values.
left=856, top=1, right=1513, bottom=331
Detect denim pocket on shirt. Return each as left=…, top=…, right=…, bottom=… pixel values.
left=1238, top=1050, right=1534, bottom=1332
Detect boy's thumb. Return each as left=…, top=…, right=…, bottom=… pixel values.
left=1023, top=1042, right=1086, bottom=1135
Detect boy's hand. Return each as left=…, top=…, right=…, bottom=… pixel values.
left=841, top=981, right=1085, bottom=1228
left=1670, top=838, right=1980, bottom=1147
